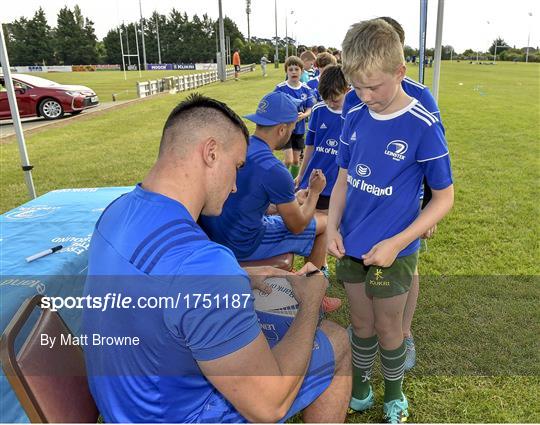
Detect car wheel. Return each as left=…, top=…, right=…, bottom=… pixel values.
left=39, top=98, right=64, bottom=120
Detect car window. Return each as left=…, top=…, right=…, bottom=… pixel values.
left=13, top=75, right=60, bottom=87
left=14, top=81, right=30, bottom=90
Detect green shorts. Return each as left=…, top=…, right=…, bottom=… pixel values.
left=335, top=251, right=419, bottom=298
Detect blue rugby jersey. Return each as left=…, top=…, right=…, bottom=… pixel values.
left=337, top=99, right=452, bottom=259
left=200, top=135, right=296, bottom=259
left=307, top=77, right=321, bottom=102
left=274, top=81, right=315, bottom=134
left=299, top=101, right=342, bottom=197
left=83, top=184, right=260, bottom=423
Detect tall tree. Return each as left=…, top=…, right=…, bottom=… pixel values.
left=55, top=6, right=97, bottom=64
left=3, top=18, right=31, bottom=65
left=223, top=16, right=244, bottom=49
left=55, top=7, right=80, bottom=64
left=489, top=37, right=510, bottom=56
left=25, top=8, right=55, bottom=65
left=81, top=18, right=99, bottom=64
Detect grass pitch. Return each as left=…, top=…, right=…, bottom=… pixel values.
left=1, top=62, right=539, bottom=422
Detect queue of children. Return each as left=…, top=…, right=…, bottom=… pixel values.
left=202, top=16, right=453, bottom=424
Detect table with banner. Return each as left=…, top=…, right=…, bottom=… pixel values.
left=0, top=186, right=131, bottom=423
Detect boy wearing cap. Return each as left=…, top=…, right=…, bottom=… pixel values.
left=200, top=91, right=341, bottom=312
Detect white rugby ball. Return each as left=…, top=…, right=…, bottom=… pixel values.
left=253, top=277, right=299, bottom=317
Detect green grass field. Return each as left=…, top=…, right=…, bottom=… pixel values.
left=25, top=69, right=208, bottom=101
left=1, top=62, right=539, bottom=422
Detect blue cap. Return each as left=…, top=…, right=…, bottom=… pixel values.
left=244, top=91, right=302, bottom=126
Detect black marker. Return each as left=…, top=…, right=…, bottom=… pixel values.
left=305, top=269, right=321, bottom=277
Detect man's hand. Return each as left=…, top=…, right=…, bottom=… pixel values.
left=421, top=223, right=437, bottom=239
left=296, top=189, right=308, bottom=206
left=243, top=266, right=292, bottom=294
left=290, top=262, right=327, bottom=308
left=327, top=228, right=346, bottom=259
left=362, top=238, right=401, bottom=268
left=308, top=169, right=326, bottom=195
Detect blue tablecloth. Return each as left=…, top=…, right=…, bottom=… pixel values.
left=0, top=187, right=131, bottom=423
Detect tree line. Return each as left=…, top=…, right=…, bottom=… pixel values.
left=3, top=6, right=539, bottom=66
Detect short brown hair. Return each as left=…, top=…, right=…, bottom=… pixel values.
left=318, top=65, right=349, bottom=101
left=299, top=50, right=316, bottom=62
left=378, top=16, right=405, bottom=45
left=316, top=52, right=337, bottom=69
left=284, top=55, right=304, bottom=71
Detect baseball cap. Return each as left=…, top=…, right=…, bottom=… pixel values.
left=244, top=91, right=302, bottom=126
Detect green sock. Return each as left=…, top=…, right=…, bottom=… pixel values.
left=351, top=333, right=378, bottom=400
left=380, top=341, right=406, bottom=402
left=290, top=164, right=300, bottom=178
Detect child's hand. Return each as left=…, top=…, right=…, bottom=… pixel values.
left=308, top=169, right=326, bottom=194
left=362, top=239, right=400, bottom=267
left=327, top=229, right=346, bottom=259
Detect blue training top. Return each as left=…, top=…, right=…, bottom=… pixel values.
left=338, top=99, right=453, bottom=259
left=200, top=135, right=296, bottom=259
left=274, top=81, right=316, bottom=135
left=307, top=77, right=321, bottom=102
left=299, top=101, right=342, bottom=197
left=83, top=184, right=260, bottom=423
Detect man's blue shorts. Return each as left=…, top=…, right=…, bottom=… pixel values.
left=238, top=215, right=317, bottom=261
left=196, top=329, right=335, bottom=423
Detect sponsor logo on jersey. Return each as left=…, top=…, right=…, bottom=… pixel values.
left=385, top=140, right=408, bottom=161
left=349, top=164, right=393, bottom=196
left=347, top=175, right=394, bottom=196
left=320, top=123, right=327, bottom=129
left=355, top=164, right=371, bottom=177
left=350, top=131, right=357, bottom=141
left=301, top=93, right=307, bottom=100
left=326, top=139, right=338, bottom=148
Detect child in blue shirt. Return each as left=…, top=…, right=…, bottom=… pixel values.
left=328, top=19, right=454, bottom=423
left=275, top=55, right=316, bottom=178
left=296, top=65, right=349, bottom=211
left=307, top=52, right=338, bottom=103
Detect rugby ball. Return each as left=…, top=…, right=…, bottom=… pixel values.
left=253, top=276, right=298, bottom=316
left=254, top=277, right=298, bottom=346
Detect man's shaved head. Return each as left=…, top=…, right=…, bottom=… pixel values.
left=159, top=93, right=249, bottom=158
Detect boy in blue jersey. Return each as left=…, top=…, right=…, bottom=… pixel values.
left=297, top=65, right=349, bottom=211
left=275, top=55, right=316, bottom=178
left=341, top=16, right=443, bottom=372
left=307, top=52, right=338, bottom=103
left=328, top=19, right=454, bottom=423
left=83, top=93, right=352, bottom=423
left=200, top=91, right=342, bottom=312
